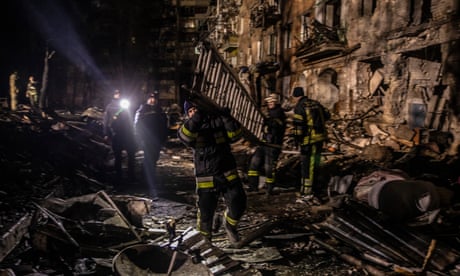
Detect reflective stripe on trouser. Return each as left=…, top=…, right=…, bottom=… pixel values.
left=197, top=210, right=213, bottom=238
left=224, top=169, right=239, bottom=183
left=301, top=179, right=312, bottom=195
left=247, top=169, right=259, bottom=189
left=196, top=170, right=246, bottom=239
left=248, top=146, right=279, bottom=188
left=247, top=170, right=259, bottom=177
left=196, top=176, right=217, bottom=238
left=266, top=173, right=275, bottom=184
left=300, top=142, right=321, bottom=195
left=248, top=147, right=263, bottom=188
left=224, top=210, right=238, bottom=227
left=196, top=176, right=214, bottom=190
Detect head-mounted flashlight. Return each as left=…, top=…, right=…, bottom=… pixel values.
left=120, top=99, right=130, bottom=109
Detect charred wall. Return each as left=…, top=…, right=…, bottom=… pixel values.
left=289, top=0, right=460, bottom=155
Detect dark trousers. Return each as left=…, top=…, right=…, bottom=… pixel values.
left=143, top=143, right=161, bottom=197
left=248, top=146, right=281, bottom=190
left=111, top=134, right=136, bottom=179
left=300, top=141, right=324, bottom=195
left=197, top=174, right=247, bottom=238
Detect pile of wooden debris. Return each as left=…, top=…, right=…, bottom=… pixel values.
left=1, top=107, right=460, bottom=275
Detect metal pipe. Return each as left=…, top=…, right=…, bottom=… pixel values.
left=311, top=236, right=387, bottom=276
left=320, top=220, right=397, bottom=263
left=334, top=214, right=411, bottom=262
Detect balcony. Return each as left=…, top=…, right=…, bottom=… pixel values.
left=171, top=0, right=209, bottom=6
left=222, top=34, right=239, bottom=52
left=295, top=20, right=348, bottom=63
left=250, top=4, right=281, bottom=29
left=250, top=61, right=279, bottom=75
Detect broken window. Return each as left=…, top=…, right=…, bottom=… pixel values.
left=283, top=24, right=292, bottom=49
left=182, top=19, right=197, bottom=30
left=409, top=0, right=432, bottom=25
left=257, top=40, right=263, bottom=61
left=268, top=33, right=276, bottom=56
left=319, top=68, right=337, bottom=84
left=315, top=0, right=341, bottom=29
left=366, top=59, right=386, bottom=106
left=267, top=0, right=278, bottom=7
left=359, top=0, right=376, bottom=17
left=300, top=13, right=312, bottom=42
left=408, top=87, right=428, bottom=129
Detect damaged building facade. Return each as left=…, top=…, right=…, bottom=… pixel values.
left=212, top=0, right=460, bottom=156
left=3, top=1, right=460, bottom=275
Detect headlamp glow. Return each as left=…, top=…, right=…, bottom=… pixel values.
left=120, top=99, right=130, bottom=109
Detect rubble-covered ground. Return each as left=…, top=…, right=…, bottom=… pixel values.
left=1, top=107, right=460, bottom=276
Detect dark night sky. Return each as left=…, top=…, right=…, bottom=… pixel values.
left=3, top=2, right=30, bottom=79
left=1, top=0, right=82, bottom=97
left=2, top=1, right=43, bottom=96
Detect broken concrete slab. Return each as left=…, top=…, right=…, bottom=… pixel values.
left=0, top=213, right=32, bottom=262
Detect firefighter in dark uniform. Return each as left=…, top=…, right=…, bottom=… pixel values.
left=26, top=75, right=39, bottom=110
left=247, top=93, right=286, bottom=194
left=292, top=87, right=330, bottom=197
left=134, top=92, right=168, bottom=198
left=178, top=101, right=247, bottom=245
left=103, top=90, right=136, bottom=183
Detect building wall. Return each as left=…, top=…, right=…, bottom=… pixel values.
left=213, top=0, right=460, bottom=154
left=279, top=0, right=460, bottom=154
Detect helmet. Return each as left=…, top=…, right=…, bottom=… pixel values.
left=113, top=89, right=121, bottom=98
left=148, top=91, right=159, bottom=98
left=183, top=100, right=195, bottom=114
left=293, top=87, right=304, bottom=97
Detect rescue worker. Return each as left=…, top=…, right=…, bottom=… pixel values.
left=134, top=92, right=168, bottom=199
left=292, top=87, right=330, bottom=198
left=103, top=89, right=136, bottom=185
left=178, top=101, right=247, bottom=245
left=26, top=75, right=38, bottom=110
left=9, top=71, right=19, bottom=111
left=247, top=93, right=286, bottom=194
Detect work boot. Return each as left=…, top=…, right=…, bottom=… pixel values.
left=247, top=184, right=259, bottom=192
left=266, top=184, right=279, bottom=195
left=127, top=171, right=137, bottom=183
left=212, top=214, right=223, bottom=233
left=199, top=222, right=213, bottom=242
left=224, top=221, right=240, bottom=245
left=112, top=178, right=124, bottom=193
left=247, top=178, right=259, bottom=192
left=149, top=189, right=159, bottom=201
left=301, top=186, right=313, bottom=196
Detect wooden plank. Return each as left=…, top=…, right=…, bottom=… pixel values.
left=0, top=213, right=33, bottom=262
left=190, top=41, right=266, bottom=142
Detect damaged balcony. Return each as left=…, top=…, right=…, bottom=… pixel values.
left=295, top=20, right=350, bottom=63
left=250, top=3, right=281, bottom=29
left=221, top=34, right=239, bottom=52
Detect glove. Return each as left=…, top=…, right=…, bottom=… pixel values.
left=220, top=107, right=232, bottom=117
left=191, top=109, right=203, bottom=123
left=222, top=115, right=241, bottom=130
left=188, top=109, right=204, bottom=131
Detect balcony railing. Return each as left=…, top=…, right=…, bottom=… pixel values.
left=250, top=3, right=281, bottom=29
left=295, top=20, right=347, bottom=63
left=222, top=34, right=239, bottom=52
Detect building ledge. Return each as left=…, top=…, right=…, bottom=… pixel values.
left=295, top=41, right=347, bottom=62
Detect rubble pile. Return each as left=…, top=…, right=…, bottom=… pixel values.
left=1, top=107, right=460, bottom=275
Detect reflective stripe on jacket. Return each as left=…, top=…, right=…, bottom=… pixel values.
left=293, top=97, right=329, bottom=145
left=178, top=114, right=242, bottom=176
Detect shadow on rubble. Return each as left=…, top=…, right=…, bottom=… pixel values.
left=2, top=108, right=460, bottom=275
